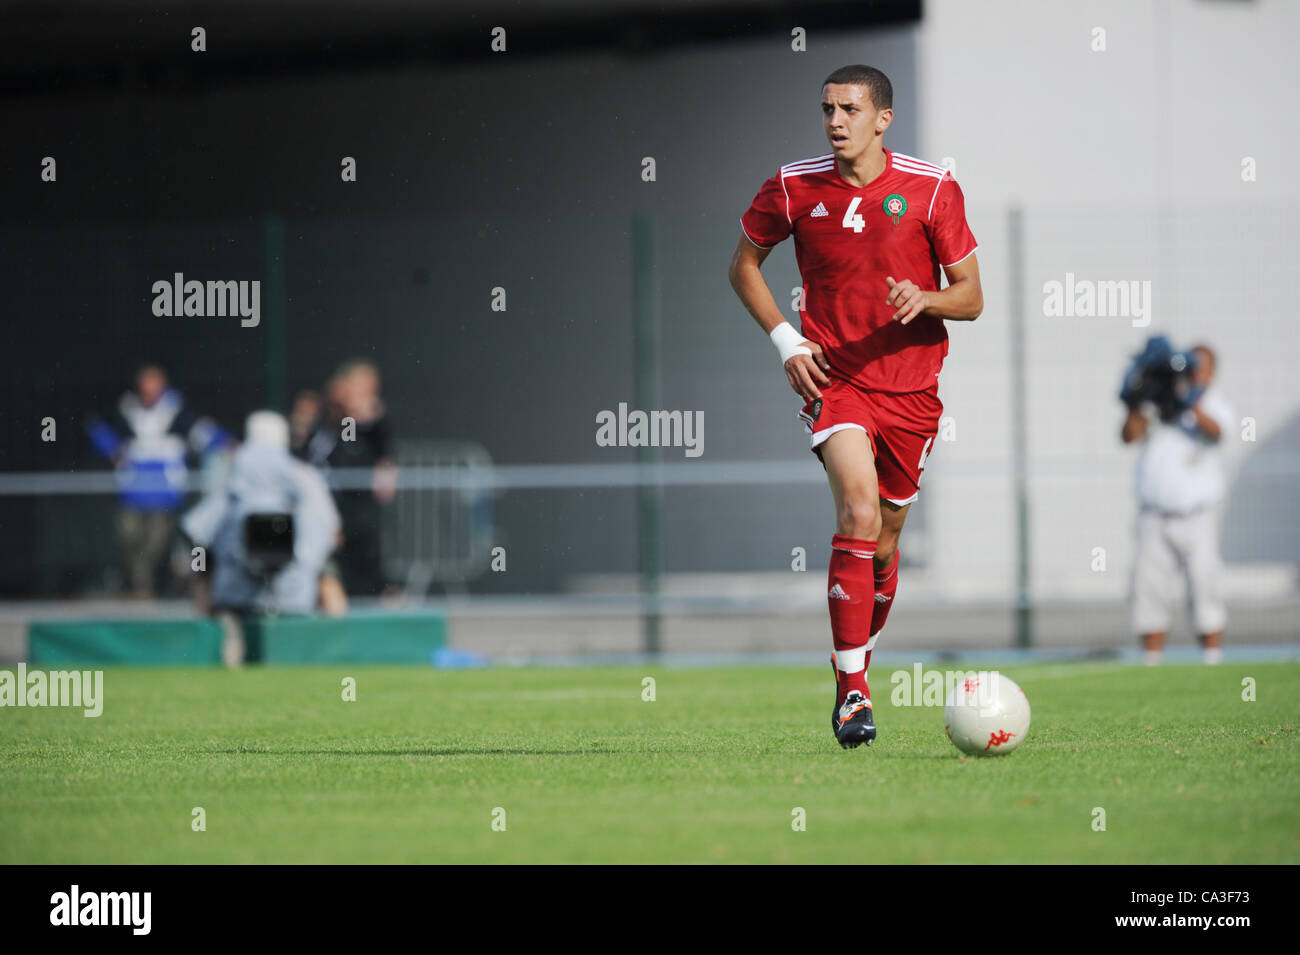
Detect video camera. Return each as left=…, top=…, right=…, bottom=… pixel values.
left=1119, top=335, right=1202, bottom=423
left=242, top=512, right=295, bottom=578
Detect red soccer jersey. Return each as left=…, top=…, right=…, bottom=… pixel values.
left=741, top=149, right=978, bottom=394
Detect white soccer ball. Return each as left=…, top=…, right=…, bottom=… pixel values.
left=943, top=671, right=1031, bottom=756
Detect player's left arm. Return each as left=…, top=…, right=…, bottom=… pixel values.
left=886, top=254, right=983, bottom=325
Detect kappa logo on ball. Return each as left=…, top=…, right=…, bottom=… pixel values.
left=984, top=729, right=1016, bottom=751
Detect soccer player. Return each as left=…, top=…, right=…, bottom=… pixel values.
left=728, top=65, right=983, bottom=748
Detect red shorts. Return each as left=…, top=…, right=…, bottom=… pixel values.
left=799, top=379, right=943, bottom=505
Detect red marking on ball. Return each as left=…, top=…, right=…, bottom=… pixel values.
left=985, top=729, right=1016, bottom=751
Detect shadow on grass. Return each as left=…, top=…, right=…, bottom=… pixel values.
left=212, top=747, right=608, bottom=757
left=211, top=745, right=961, bottom=759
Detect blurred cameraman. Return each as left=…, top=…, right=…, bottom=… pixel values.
left=1120, top=337, right=1234, bottom=664
left=182, top=411, right=342, bottom=665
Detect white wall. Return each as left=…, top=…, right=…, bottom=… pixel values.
left=914, top=0, right=1300, bottom=601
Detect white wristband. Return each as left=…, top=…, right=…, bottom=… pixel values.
left=769, top=322, right=812, bottom=364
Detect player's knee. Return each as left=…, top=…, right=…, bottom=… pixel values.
left=837, top=494, right=881, bottom=539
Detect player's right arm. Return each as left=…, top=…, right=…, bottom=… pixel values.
left=728, top=234, right=830, bottom=401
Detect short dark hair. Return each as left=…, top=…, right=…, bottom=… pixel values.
left=822, top=65, right=892, bottom=111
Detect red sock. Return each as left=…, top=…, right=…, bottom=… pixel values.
left=829, top=534, right=876, bottom=706
left=871, top=549, right=901, bottom=640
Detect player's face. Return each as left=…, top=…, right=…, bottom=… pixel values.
left=822, top=84, right=886, bottom=160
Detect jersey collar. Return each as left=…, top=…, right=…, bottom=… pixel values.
left=833, top=147, right=892, bottom=191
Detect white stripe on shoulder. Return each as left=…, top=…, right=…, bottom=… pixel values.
left=893, top=163, right=946, bottom=182
left=891, top=152, right=948, bottom=176
left=781, top=154, right=834, bottom=174
left=894, top=158, right=946, bottom=175
left=782, top=162, right=835, bottom=180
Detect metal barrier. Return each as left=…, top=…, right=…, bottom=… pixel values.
left=381, top=440, right=496, bottom=595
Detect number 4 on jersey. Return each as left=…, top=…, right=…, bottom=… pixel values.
left=842, top=197, right=866, bottom=233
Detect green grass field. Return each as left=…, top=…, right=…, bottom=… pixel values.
left=1, top=662, right=1296, bottom=863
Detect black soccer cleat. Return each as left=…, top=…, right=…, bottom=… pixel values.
left=830, top=652, right=876, bottom=749
left=832, top=690, right=876, bottom=749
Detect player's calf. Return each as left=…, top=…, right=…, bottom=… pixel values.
left=871, top=548, right=901, bottom=639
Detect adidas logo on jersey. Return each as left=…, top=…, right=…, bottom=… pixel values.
left=828, top=584, right=850, bottom=600
left=809, top=202, right=829, bottom=218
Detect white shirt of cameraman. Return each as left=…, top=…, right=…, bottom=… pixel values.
left=1134, top=384, right=1235, bottom=514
